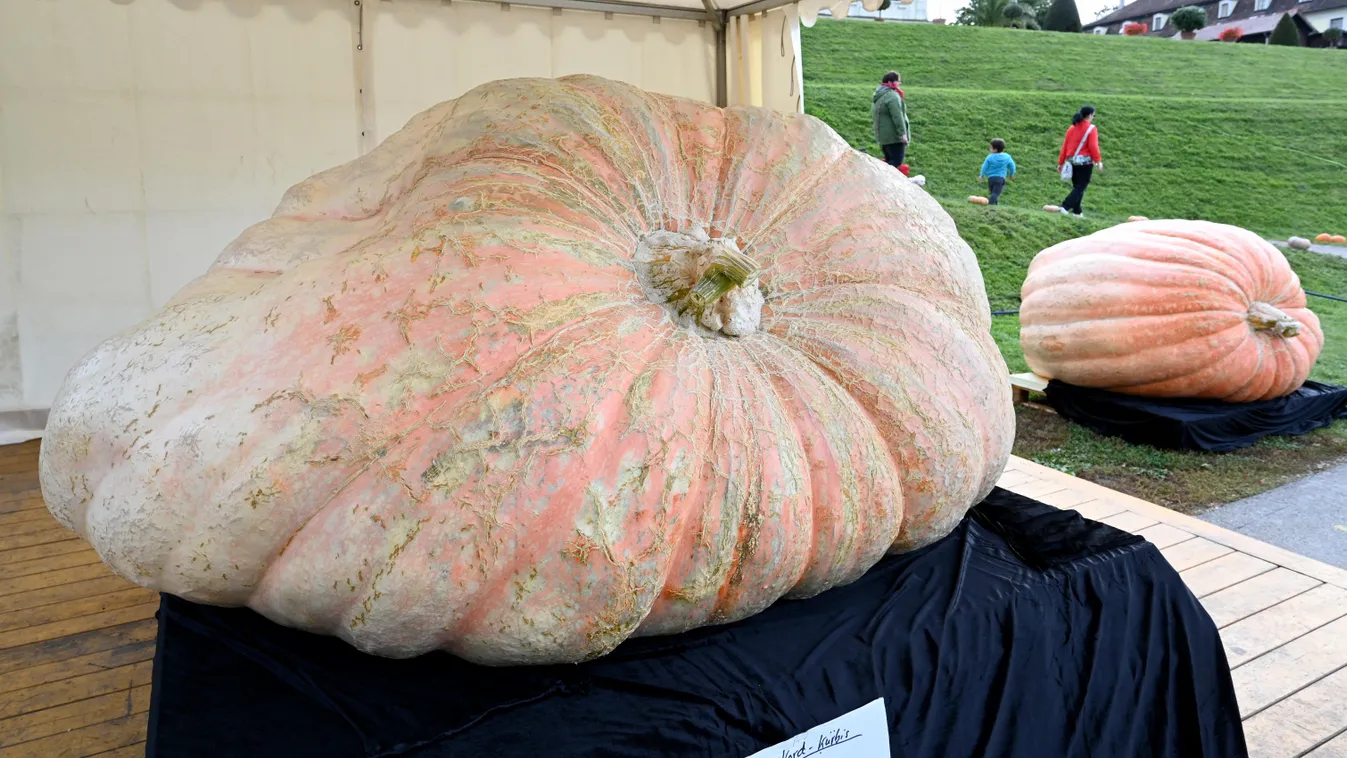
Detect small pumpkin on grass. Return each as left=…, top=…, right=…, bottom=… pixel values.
left=1020, top=219, right=1323, bottom=402
left=38, top=75, right=1013, bottom=666
left=969, top=196, right=989, bottom=205
left=1316, top=233, right=1334, bottom=243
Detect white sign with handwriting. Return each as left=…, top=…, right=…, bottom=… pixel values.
left=745, top=698, right=890, bottom=758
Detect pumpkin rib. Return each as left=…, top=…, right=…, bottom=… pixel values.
left=752, top=337, right=903, bottom=598
left=1104, top=324, right=1260, bottom=392
left=1131, top=227, right=1265, bottom=288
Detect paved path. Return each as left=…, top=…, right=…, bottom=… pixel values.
left=1269, top=239, right=1347, bottom=258
left=1201, top=461, right=1347, bottom=570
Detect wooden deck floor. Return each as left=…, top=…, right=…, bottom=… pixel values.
left=0, top=441, right=154, bottom=758
left=1, top=441, right=1345, bottom=757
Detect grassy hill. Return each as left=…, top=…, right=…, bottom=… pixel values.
left=801, top=21, right=1347, bottom=510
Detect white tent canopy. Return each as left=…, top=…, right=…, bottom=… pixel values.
left=0, top=0, right=895, bottom=442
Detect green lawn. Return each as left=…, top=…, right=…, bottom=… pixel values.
left=801, top=21, right=1347, bottom=511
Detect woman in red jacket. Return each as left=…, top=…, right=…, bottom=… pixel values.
left=1057, top=105, right=1102, bottom=217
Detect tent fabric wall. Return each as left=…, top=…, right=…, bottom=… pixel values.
left=0, top=0, right=809, bottom=442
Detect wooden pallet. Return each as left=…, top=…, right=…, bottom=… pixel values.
left=3, top=440, right=1346, bottom=757
left=0, top=440, right=154, bottom=758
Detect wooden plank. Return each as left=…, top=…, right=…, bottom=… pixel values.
left=1305, top=730, right=1347, bottom=757
left=0, top=510, right=52, bottom=529
left=1135, top=523, right=1194, bottom=550
left=1200, top=568, right=1321, bottom=629
left=0, top=495, right=44, bottom=513
left=0, top=620, right=158, bottom=678
left=0, top=576, right=135, bottom=615
left=1233, top=616, right=1347, bottom=717
left=1160, top=537, right=1235, bottom=572
left=1037, top=488, right=1100, bottom=509
left=0, top=526, right=79, bottom=552
left=1007, top=457, right=1347, bottom=590
left=0, top=640, right=155, bottom=696
left=0, top=539, right=89, bottom=567
left=1009, top=372, right=1049, bottom=392
left=0, top=683, right=150, bottom=749
left=4, top=551, right=104, bottom=581
left=1099, top=510, right=1159, bottom=534
left=995, top=470, right=1035, bottom=490
left=92, top=744, right=148, bottom=758
left=0, top=659, right=152, bottom=720
left=0, top=601, right=159, bottom=652
left=1181, top=552, right=1276, bottom=598
left=0, top=477, right=39, bottom=494
left=0, top=563, right=117, bottom=600
left=1074, top=499, right=1129, bottom=522
left=5, top=518, right=67, bottom=537
left=1005, top=479, right=1067, bottom=500
left=1222, top=584, right=1347, bottom=668
left=0, top=701, right=148, bottom=757
left=0, top=588, right=154, bottom=634
left=1242, top=665, right=1347, bottom=758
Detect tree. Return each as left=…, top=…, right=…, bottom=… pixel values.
left=1270, top=13, right=1301, bottom=45
left=1044, top=0, right=1082, bottom=31
left=1323, top=27, right=1344, bottom=46
left=1169, top=6, right=1207, bottom=33
left=956, top=0, right=1013, bottom=26
left=1004, top=3, right=1025, bottom=20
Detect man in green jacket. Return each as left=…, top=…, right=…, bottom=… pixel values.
left=872, top=71, right=910, bottom=168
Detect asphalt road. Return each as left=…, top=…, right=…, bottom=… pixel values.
left=1201, top=463, right=1347, bottom=570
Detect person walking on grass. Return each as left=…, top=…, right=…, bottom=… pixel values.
left=1057, top=105, right=1102, bottom=217
left=979, top=139, right=1016, bottom=205
left=872, top=71, right=910, bottom=169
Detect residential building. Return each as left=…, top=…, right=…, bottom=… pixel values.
left=817, top=0, right=930, bottom=22
left=1084, top=0, right=1341, bottom=42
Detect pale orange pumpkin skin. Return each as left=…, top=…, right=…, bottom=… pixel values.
left=1020, top=220, right=1323, bottom=402
left=38, top=75, right=1013, bottom=665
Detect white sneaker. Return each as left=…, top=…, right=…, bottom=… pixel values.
left=1059, top=208, right=1071, bottom=216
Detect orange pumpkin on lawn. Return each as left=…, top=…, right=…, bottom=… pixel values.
left=1020, top=220, right=1322, bottom=402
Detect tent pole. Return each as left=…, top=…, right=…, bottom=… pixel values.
left=700, top=0, right=729, bottom=107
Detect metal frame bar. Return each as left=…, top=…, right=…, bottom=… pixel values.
left=724, top=0, right=797, bottom=17
left=494, top=0, right=710, bottom=19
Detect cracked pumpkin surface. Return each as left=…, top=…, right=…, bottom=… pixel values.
left=39, top=75, right=1013, bottom=665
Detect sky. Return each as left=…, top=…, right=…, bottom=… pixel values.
left=924, top=0, right=1124, bottom=23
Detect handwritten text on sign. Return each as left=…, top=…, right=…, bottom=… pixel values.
left=745, top=698, right=890, bottom=758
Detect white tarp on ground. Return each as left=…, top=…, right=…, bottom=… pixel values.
left=0, top=0, right=851, bottom=441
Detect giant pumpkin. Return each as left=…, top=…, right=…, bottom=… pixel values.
left=39, top=76, right=1013, bottom=665
left=1020, top=220, right=1323, bottom=402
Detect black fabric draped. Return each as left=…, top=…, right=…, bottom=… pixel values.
left=1045, top=379, right=1347, bottom=452
left=146, top=488, right=1247, bottom=758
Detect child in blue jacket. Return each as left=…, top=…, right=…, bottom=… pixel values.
left=979, top=139, right=1016, bottom=205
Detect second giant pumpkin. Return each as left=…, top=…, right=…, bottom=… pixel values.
left=39, top=75, right=1013, bottom=665
left=1020, top=220, right=1323, bottom=401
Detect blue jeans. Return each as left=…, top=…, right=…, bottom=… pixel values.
left=987, top=176, right=1006, bottom=204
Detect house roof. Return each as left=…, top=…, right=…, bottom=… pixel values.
left=1191, top=11, right=1285, bottom=37
left=1085, top=0, right=1347, bottom=29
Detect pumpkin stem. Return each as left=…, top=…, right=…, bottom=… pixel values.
left=1247, top=302, right=1302, bottom=338
left=682, top=248, right=759, bottom=317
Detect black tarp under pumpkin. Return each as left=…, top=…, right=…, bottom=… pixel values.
left=145, top=488, right=1248, bottom=758
left=1044, top=379, right=1347, bottom=452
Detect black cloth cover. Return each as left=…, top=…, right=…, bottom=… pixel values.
left=1046, top=379, right=1347, bottom=452
left=146, top=488, right=1247, bottom=758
